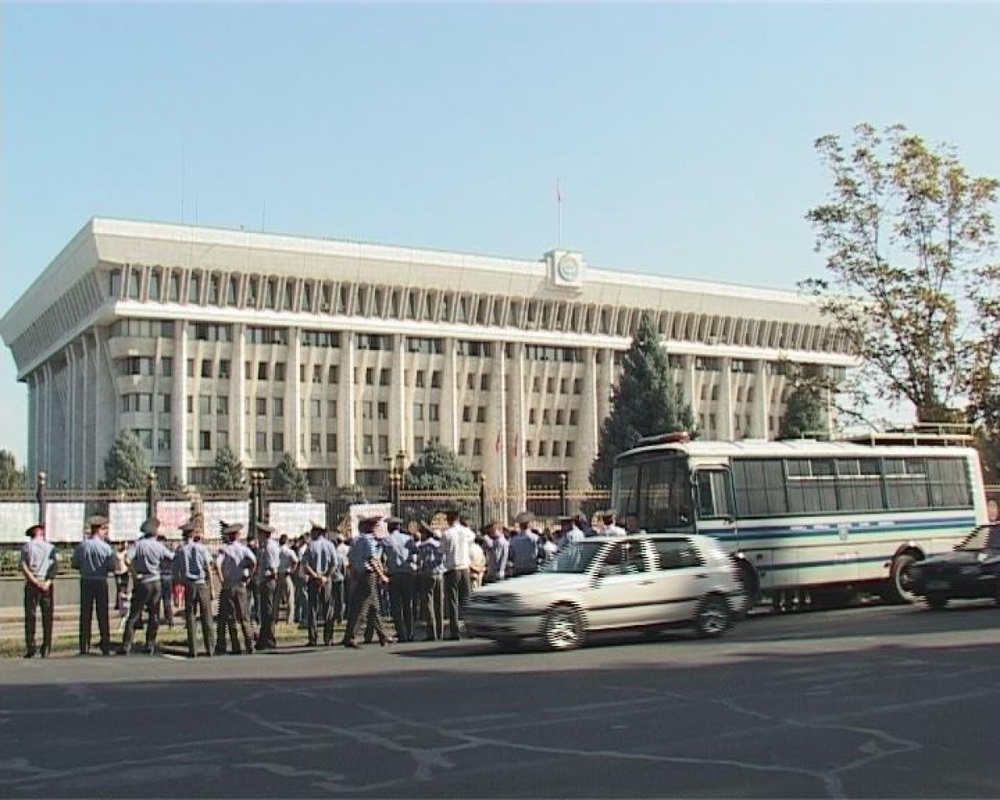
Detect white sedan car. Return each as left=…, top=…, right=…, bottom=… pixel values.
left=465, top=533, right=746, bottom=651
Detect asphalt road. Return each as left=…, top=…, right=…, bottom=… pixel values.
left=2, top=601, right=1000, bottom=799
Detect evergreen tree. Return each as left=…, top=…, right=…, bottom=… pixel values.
left=270, top=452, right=310, bottom=501
left=0, top=450, right=27, bottom=490
left=405, top=441, right=477, bottom=492
left=779, top=383, right=828, bottom=440
left=210, top=445, right=248, bottom=490
left=103, top=430, right=151, bottom=490
left=589, top=313, right=695, bottom=489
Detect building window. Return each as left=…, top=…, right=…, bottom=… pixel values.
left=529, top=409, right=537, bottom=424
left=272, top=432, right=284, bottom=452
left=274, top=363, right=286, bottom=382
left=378, top=435, right=388, bottom=455
left=429, top=404, right=439, bottom=422
left=565, top=441, right=575, bottom=457
left=187, top=359, right=195, bottom=378
left=553, top=441, right=562, bottom=457
left=380, top=368, right=391, bottom=386
left=311, top=399, right=322, bottom=418
left=201, top=359, right=213, bottom=379
left=542, top=410, right=551, bottom=425
left=363, top=435, right=374, bottom=455
left=326, top=400, right=336, bottom=418
left=546, top=377, right=555, bottom=393
left=218, top=360, right=231, bottom=379
left=160, top=357, right=173, bottom=377
left=216, top=396, right=229, bottom=416
left=414, top=436, right=425, bottom=454
left=310, top=433, right=321, bottom=453
left=538, top=441, right=548, bottom=457
left=256, top=398, right=267, bottom=416
left=326, top=433, right=337, bottom=453
left=257, top=362, right=269, bottom=381
left=462, top=406, right=472, bottom=423
left=328, top=365, right=339, bottom=383
left=532, top=377, right=541, bottom=392
left=198, top=395, right=212, bottom=415
left=472, top=438, right=482, bottom=456
left=186, top=396, right=194, bottom=414
left=458, top=438, right=468, bottom=456
left=156, top=429, right=171, bottom=452
left=431, top=371, right=442, bottom=388
left=413, top=402, right=424, bottom=422
left=256, top=432, right=268, bottom=453
left=415, top=370, right=426, bottom=388
left=476, top=406, right=487, bottom=423
left=274, top=398, right=284, bottom=416
left=199, top=431, right=212, bottom=451
left=188, top=273, right=201, bottom=304
left=313, top=365, right=323, bottom=384
left=480, top=374, right=491, bottom=391
left=377, top=401, right=388, bottom=420
left=555, top=410, right=565, bottom=425
left=365, top=368, right=374, bottom=385
left=159, top=394, right=171, bottom=413
left=525, top=440, right=534, bottom=457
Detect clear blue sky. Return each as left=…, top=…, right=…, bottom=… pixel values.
left=3, top=3, right=999, bottom=465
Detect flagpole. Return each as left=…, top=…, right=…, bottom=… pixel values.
left=556, top=178, right=563, bottom=247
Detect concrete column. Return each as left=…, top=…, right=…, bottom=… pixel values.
left=339, top=331, right=356, bottom=487
left=753, top=359, right=769, bottom=439
left=719, top=356, right=734, bottom=440
left=172, top=320, right=188, bottom=484
left=442, top=337, right=457, bottom=452
left=506, top=342, right=526, bottom=500
left=492, top=343, right=508, bottom=494
left=287, top=326, right=301, bottom=463
left=577, top=347, right=598, bottom=490
left=683, top=354, right=697, bottom=420
left=68, top=345, right=79, bottom=486
left=233, top=324, right=246, bottom=461
left=389, top=334, right=405, bottom=456
left=80, top=336, right=90, bottom=486
left=27, top=373, right=38, bottom=478
left=596, top=348, right=615, bottom=430
left=483, top=347, right=504, bottom=490
left=91, top=330, right=102, bottom=482
left=41, top=363, right=52, bottom=477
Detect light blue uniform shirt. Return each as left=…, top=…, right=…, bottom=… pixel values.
left=304, top=536, right=339, bottom=578
left=486, top=536, right=510, bottom=581
left=510, top=530, right=541, bottom=573
left=257, top=538, right=281, bottom=582
left=418, top=537, right=445, bottom=576
left=72, top=536, right=115, bottom=580
left=176, top=541, right=212, bottom=584
left=383, top=531, right=417, bottom=575
left=347, top=534, right=377, bottom=574
left=216, top=541, right=256, bottom=585
left=129, top=536, right=174, bottom=584
left=21, top=538, right=57, bottom=581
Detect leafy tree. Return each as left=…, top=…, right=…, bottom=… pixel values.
left=779, top=381, right=829, bottom=440
left=102, top=430, right=151, bottom=490
left=402, top=441, right=478, bottom=521
left=405, top=441, right=477, bottom=492
left=0, top=450, right=27, bottom=490
left=270, top=452, right=310, bottom=501
left=804, top=122, right=999, bottom=425
left=590, top=313, right=696, bottom=489
left=210, top=445, right=248, bottom=491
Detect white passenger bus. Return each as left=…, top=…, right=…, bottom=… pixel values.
left=611, top=433, right=988, bottom=607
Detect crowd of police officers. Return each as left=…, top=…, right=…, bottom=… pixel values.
left=20, top=507, right=626, bottom=659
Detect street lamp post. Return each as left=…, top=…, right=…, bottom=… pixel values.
left=35, top=471, right=47, bottom=527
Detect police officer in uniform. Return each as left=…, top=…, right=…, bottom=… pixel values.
left=72, top=515, right=116, bottom=655
left=175, top=515, right=216, bottom=658
left=21, top=523, right=57, bottom=658
left=342, top=515, right=392, bottom=649
left=119, top=518, right=174, bottom=655
left=215, top=522, right=256, bottom=655
left=255, top=522, right=280, bottom=650
left=383, top=517, right=418, bottom=643
left=302, top=523, right=340, bottom=647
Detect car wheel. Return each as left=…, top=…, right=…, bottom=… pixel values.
left=885, top=552, right=920, bottom=605
left=695, top=595, right=731, bottom=638
left=925, top=593, right=949, bottom=611
left=543, top=605, right=584, bottom=651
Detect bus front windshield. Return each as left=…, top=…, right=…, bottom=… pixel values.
left=612, top=452, right=694, bottom=531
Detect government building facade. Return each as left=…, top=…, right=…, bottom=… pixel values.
left=0, top=218, right=854, bottom=494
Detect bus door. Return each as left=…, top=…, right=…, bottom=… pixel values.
left=693, top=468, right=739, bottom=550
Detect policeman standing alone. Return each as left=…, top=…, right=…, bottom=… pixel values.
left=302, top=523, right=340, bottom=647
left=22, top=523, right=57, bottom=658
left=119, top=518, right=174, bottom=655
left=175, top=515, right=216, bottom=658
left=72, top=515, right=116, bottom=655
left=215, top=522, right=257, bottom=655
left=255, top=522, right=280, bottom=650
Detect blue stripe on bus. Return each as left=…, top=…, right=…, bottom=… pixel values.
left=763, top=555, right=899, bottom=572
left=706, top=516, right=975, bottom=542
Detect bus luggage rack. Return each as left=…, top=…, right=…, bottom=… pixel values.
left=840, top=423, right=976, bottom=447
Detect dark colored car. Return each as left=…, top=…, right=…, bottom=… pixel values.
left=910, top=524, right=1000, bottom=610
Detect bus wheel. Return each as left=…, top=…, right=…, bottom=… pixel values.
left=885, top=552, right=920, bottom=605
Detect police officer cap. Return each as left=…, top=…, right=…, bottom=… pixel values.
left=222, top=522, right=243, bottom=537
left=386, top=516, right=403, bottom=527
left=87, top=515, right=109, bottom=529
left=140, top=517, right=161, bottom=535
left=310, top=521, right=327, bottom=535
left=24, top=523, right=44, bottom=537
left=257, top=522, right=275, bottom=535
left=558, top=515, right=575, bottom=524
left=180, top=515, right=202, bottom=533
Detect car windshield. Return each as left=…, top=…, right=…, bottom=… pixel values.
left=956, top=524, right=1000, bottom=551
left=543, top=541, right=605, bottom=574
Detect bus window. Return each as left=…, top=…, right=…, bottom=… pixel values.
left=642, top=457, right=693, bottom=529
left=695, top=471, right=732, bottom=520
left=614, top=464, right=639, bottom=516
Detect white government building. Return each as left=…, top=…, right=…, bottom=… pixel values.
left=0, top=218, right=853, bottom=494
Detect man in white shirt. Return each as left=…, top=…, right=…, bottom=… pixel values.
left=277, top=534, right=299, bottom=624
left=601, top=510, right=627, bottom=537
left=440, top=511, right=475, bottom=640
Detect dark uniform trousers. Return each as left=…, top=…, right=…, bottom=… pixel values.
left=344, top=573, right=389, bottom=645
left=183, top=581, right=215, bottom=657
left=122, top=579, right=162, bottom=648
left=443, top=568, right=471, bottom=640
left=388, top=572, right=417, bottom=642
left=24, top=582, right=54, bottom=656
left=257, top=577, right=278, bottom=648
left=306, top=579, right=335, bottom=646
left=79, top=578, right=111, bottom=654
left=420, top=574, right=444, bottom=641
left=331, top=578, right=345, bottom=625
left=159, top=575, right=174, bottom=626
left=217, top=582, right=254, bottom=654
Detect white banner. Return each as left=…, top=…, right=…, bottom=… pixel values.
left=156, top=500, right=193, bottom=540
left=348, top=502, right=392, bottom=537
left=203, top=501, right=250, bottom=542
left=45, top=503, right=86, bottom=543
left=109, top=502, right=147, bottom=542
left=0, top=503, right=38, bottom=544
left=268, top=503, right=326, bottom=539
